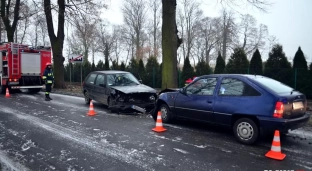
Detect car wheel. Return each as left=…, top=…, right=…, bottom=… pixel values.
left=0, top=85, right=5, bottom=94
left=233, top=118, right=259, bottom=145
left=84, top=91, right=91, bottom=104
left=158, top=104, right=173, bottom=123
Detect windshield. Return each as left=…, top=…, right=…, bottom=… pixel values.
left=250, top=76, right=293, bottom=94
left=107, top=73, right=140, bottom=86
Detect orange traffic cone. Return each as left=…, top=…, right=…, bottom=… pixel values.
left=87, top=100, right=97, bottom=116
left=5, top=88, right=10, bottom=98
left=152, top=111, right=167, bottom=132
left=265, top=130, right=286, bottom=160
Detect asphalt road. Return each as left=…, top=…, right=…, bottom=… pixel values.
left=0, top=91, right=312, bottom=171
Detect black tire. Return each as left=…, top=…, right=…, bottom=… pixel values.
left=84, top=91, right=91, bottom=104
left=28, top=88, right=41, bottom=94
left=0, top=85, right=5, bottom=94
left=233, top=118, right=259, bottom=145
left=157, top=104, right=173, bottom=123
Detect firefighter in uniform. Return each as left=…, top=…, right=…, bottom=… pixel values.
left=42, top=62, right=54, bottom=101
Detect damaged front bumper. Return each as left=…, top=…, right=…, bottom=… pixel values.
left=108, top=102, right=155, bottom=114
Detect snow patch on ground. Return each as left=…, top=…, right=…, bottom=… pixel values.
left=0, top=150, right=30, bottom=171
left=288, top=129, right=312, bottom=140
left=1, top=106, right=160, bottom=171
left=173, top=148, right=189, bottom=154
left=18, top=94, right=38, bottom=100
left=21, top=140, right=36, bottom=151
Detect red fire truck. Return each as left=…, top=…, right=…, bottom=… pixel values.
left=0, top=42, right=52, bottom=94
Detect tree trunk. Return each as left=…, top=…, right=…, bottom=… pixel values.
left=44, top=0, right=66, bottom=88
left=1, top=0, right=20, bottom=42
left=161, top=0, right=178, bottom=89
left=51, top=40, right=65, bottom=88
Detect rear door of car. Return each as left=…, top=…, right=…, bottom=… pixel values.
left=84, top=73, right=97, bottom=99
left=93, top=74, right=106, bottom=103
left=213, top=77, right=262, bottom=126
left=174, top=77, right=218, bottom=122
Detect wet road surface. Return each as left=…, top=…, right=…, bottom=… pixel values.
left=0, top=92, right=311, bottom=171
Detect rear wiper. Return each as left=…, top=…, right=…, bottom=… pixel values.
left=291, top=89, right=298, bottom=94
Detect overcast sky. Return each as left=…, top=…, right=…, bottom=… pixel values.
left=100, top=0, right=312, bottom=63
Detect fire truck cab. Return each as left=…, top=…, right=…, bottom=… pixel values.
left=0, top=42, right=52, bottom=94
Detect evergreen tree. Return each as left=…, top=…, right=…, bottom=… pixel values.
left=127, top=58, right=138, bottom=78
left=226, top=48, right=249, bottom=74
left=293, top=47, right=308, bottom=70
left=96, top=60, right=105, bottom=70
left=145, top=57, right=160, bottom=88
left=293, top=47, right=308, bottom=94
left=264, top=44, right=292, bottom=86
left=111, top=60, right=119, bottom=70
left=83, top=61, right=92, bottom=79
left=249, top=49, right=263, bottom=75
left=137, top=59, right=145, bottom=82
left=120, top=62, right=126, bottom=71
left=308, top=63, right=312, bottom=98
left=182, top=57, right=195, bottom=83
left=104, top=57, right=109, bottom=70
left=91, top=62, right=96, bottom=71
left=214, top=51, right=225, bottom=74
left=158, top=63, right=163, bottom=88
left=195, top=60, right=212, bottom=76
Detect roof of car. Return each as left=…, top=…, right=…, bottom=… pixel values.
left=92, top=70, right=130, bottom=74
left=199, top=74, right=267, bottom=79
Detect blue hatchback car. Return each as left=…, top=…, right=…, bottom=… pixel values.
left=152, top=74, right=311, bottom=144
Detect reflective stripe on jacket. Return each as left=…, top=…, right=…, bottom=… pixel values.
left=43, top=68, right=54, bottom=84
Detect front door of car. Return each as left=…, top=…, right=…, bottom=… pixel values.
left=174, top=77, right=218, bottom=122
left=84, top=73, right=97, bottom=99
left=93, top=74, right=106, bottom=103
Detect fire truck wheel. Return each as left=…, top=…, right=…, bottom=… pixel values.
left=28, top=88, right=42, bottom=94
left=0, top=85, right=5, bottom=94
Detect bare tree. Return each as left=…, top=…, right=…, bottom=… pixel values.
left=177, top=0, right=203, bottom=61
left=148, top=0, right=162, bottom=58
left=219, top=9, right=238, bottom=61
left=43, top=0, right=104, bottom=88
left=73, top=12, right=99, bottom=63
left=195, top=17, right=221, bottom=64
left=1, top=0, right=21, bottom=42
left=161, top=0, right=271, bottom=88
left=238, top=14, right=268, bottom=58
left=121, top=0, right=148, bottom=60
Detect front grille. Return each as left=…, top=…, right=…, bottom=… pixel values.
left=122, top=93, right=156, bottom=103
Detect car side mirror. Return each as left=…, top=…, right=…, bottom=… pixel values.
left=99, top=84, right=106, bottom=88
left=139, top=80, right=142, bottom=84
left=180, top=87, right=186, bottom=94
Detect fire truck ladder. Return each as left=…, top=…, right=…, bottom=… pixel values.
left=11, top=42, right=19, bottom=76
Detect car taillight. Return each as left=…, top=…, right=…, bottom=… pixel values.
left=273, top=101, right=284, bottom=118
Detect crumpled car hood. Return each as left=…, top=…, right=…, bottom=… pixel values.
left=111, top=84, right=157, bottom=94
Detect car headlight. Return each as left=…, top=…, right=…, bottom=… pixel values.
left=149, top=95, right=155, bottom=101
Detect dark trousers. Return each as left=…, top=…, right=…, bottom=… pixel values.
left=45, top=83, right=52, bottom=97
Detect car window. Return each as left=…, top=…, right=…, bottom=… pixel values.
left=186, top=77, right=217, bottom=95
left=95, top=74, right=105, bottom=86
left=219, top=78, right=261, bottom=96
left=86, top=73, right=97, bottom=85
left=107, top=73, right=140, bottom=86
left=250, top=76, right=293, bottom=94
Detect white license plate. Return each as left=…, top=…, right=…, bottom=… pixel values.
left=293, top=101, right=304, bottom=110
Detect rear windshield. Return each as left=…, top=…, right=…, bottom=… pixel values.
left=250, top=76, right=293, bottom=94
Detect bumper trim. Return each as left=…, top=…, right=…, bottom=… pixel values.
left=11, top=86, right=43, bottom=89
left=258, top=113, right=311, bottom=132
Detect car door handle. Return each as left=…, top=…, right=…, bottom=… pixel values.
left=207, top=101, right=212, bottom=104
